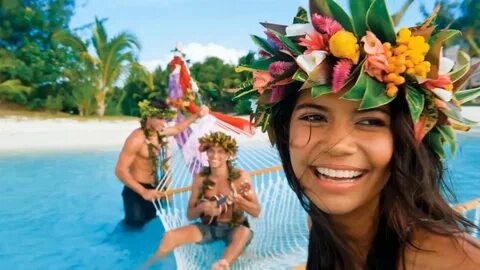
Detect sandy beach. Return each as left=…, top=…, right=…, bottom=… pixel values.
left=0, top=107, right=478, bottom=154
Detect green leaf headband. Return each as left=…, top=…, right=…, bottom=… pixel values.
left=198, top=131, right=238, bottom=156
left=235, top=0, right=480, bottom=159
left=138, top=99, right=177, bottom=120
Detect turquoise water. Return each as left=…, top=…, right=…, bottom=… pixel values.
left=0, top=135, right=479, bottom=269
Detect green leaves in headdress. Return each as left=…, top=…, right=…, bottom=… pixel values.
left=366, top=0, right=396, bottom=44
left=138, top=100, right=176, bottom=119
left=405, top=86, right=425, bottom=124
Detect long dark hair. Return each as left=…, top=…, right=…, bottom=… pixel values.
left=270, top=87, right=476, bottom=269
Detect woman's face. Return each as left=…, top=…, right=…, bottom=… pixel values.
left=206, top=146, right=229, bottom=169
left=289, top=90, right=393, bottom=216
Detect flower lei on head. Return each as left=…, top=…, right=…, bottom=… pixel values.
left=138, top=100, right=177, bottom=120
left=198, top=131, right=242, bottom=227
left=138, top=99, right=176, bottom=187
left=198, top=131, right=239, bottom=156
left=235, top=0, right=480, bottom=159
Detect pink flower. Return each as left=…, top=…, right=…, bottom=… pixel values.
left=264, top=30, right=286, bottom=50
left=332, top=59, right=353, bottom=93
left=268, top=61, right=294, bottom=76
left=361, top=31, right=388, bottom=82
left=311, top=14, right=343, bottom=37
left=253, top=71, right=273, bottom=94
left=269, top=86, right=286, bottom=103
left=298, top=31, right=329, bottom=54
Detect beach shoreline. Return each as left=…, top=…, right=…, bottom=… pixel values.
left=1, top=107, right=478, bottom=154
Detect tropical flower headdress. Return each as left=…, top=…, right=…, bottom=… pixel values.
left=199, top=131, right=238, bottom=156
left=138, top=99, right=177, bottom=120
left=235, top=0, right=480, bottom=158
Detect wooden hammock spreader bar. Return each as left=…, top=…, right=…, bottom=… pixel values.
left=156, top=164, right=283, bottom=197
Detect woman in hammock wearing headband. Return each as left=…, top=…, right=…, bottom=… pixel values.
left=237, top=1, right=480, bottom=268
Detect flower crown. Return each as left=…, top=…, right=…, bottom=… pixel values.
left=235, top=0, right=480, bottom=158
left=198, top=131, right=238, bottom=156
left=138, top=99, right=177, bottom=120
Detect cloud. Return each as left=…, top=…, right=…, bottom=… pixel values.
left=140, top=42, right=248, bottom=71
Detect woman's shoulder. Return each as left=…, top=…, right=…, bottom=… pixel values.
left=403, top=229, right=480, bottom=269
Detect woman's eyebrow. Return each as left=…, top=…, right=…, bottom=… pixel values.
left=357, top=107, right=390, bottom=115
left=294, top=103, right=329, bottom=112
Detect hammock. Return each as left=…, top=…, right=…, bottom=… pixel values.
left=152, top=130, right=308, bottom=269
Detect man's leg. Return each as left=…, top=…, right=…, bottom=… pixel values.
left=122, top=186, right=147, bottom=227
left=155, top=224, right=205, bottom=257
left=214, top=225, right=252, bottom=268
left=144, top=224, right=205, bottom=267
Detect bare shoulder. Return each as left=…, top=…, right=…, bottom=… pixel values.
left=405, top=229, right=480, bottom=269
left=123, top=129, right=144, bottom=148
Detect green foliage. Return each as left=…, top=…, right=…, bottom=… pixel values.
left=233, top=98, right=252, bottom=115
left=45, top=95, right=63, bottom=113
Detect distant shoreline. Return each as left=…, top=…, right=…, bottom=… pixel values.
left=1, top=107, right=479, bottom=154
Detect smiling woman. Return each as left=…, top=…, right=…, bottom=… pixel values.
left=237, top=0, right=480, bottom=269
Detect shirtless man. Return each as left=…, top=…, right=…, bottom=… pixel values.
left=115, top=98, right=208, bottom=227
left=149, top=131, right=261, bottom=270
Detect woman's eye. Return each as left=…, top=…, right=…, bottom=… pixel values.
left=357, top=119, right=386, bottom=126
left=299, top=114, right=326, bottom=122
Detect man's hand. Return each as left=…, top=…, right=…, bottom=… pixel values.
left=231, top=184, right=253, bottom=208
left=141, top=189, right=163, bottom=202
left=199, top=105, right=209, bottom=117
left=198, top=200, right=222, bottom=216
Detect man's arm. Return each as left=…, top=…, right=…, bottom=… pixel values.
left=232, top=171, right=261, bottom=217
left=186, top=174, right=206, bottom=220
left=160, top=105, right=209, bottom=136
left=114, top=131, right=158, bottom=201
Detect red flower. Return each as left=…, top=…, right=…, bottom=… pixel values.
left=298, top=31, right=329, bottom=54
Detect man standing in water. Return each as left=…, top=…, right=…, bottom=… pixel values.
left=115, top=98, right=209, bottom=227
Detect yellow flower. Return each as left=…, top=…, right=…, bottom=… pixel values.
left=329, top=31, right=360, bottom=64
left=396, top=28, right=411, bottom=44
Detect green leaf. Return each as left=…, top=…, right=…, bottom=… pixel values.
left=342, top=65, right=367, bottom=101
left=272, top=31, right=304, bottom=55
left=449, top=51, right=470, bottom=83
left=234, top=84, right=256, bottom=100
left=250, top=35, right=275, bottom=56
left=293, top=7, right=309, bottom=24
left=327, top=0, right=354, bottom=33
left=359, top=75, right=394, bottom=110
left=236, top=57, right=279, bottom=72
left=426, top=128, right=445, bottom=159
left=455, top=86, right=480, bottom=104
left=292, top=70, right=308, bottom=82
left=436, top=125, right=456, bottom=156
left=405, top=86, right=425, bottom=124
left=440, top=103, right=477, bottom=126
left=349, top=0, right=372, bottom=37
left=426, top=30, right=461, bottom=77
left=366, top=0, right=396, bottom=43
left=310, top=0, right=333, bottom=17
left=312, top=84, right=332, bottom=98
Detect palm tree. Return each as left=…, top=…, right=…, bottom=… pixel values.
left=53, top=18, right=139, bottom=116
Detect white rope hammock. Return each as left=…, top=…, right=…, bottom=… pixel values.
left=151, top=122, right=308, bottom=269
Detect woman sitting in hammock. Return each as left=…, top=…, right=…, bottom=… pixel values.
left=149, top=131, right=260, bottom=270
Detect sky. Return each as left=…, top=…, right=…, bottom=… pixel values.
left=70, top=0, right=435, bottom=71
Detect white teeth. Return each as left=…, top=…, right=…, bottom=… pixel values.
left=316, top=167, right=363, bottom=179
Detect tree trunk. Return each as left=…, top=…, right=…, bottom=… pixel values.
left=95, top=91, right=106, bottom=116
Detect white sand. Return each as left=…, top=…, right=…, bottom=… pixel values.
left=0, top=107, right=478, bottom=154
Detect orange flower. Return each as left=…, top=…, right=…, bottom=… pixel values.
left=253, top=71, right=273, bottom=94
